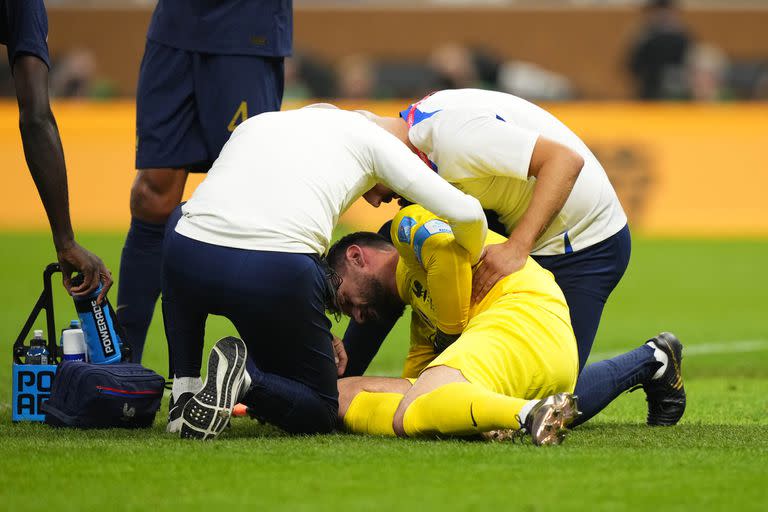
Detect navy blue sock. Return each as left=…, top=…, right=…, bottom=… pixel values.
left=572, top=344, right=661, bottom=427
left=117, top=217, right=166, bottom=363
left=242, top=360, right=338, bottom=434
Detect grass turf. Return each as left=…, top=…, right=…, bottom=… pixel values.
left=0, top=232, right=766, bottom=511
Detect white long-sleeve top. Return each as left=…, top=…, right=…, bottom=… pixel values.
left=402, top=89, right=627, bottom=255
left=176, top=107, right=487, bottom=262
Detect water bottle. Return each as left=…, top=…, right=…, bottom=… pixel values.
left=71, top=274, right=122, bottom=364
left=61, top=328, right=87, bottom=362
left=25, top=330, right=50, bottom=365
left=59, top=319, right=81, bottom=349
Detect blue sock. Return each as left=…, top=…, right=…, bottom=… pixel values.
left=572, top=344, right=661, bottom=427
left=117, top=217, right=166, bottom=363
left=242, top=359, right=338, bottom=434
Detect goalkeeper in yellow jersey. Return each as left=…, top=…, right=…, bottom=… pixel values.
left=325, top=204, right=582, bottom=445
left=325, top=202, right=686, bottom=444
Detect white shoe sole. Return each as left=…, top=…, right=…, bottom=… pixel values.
left=179, top=337, right=248, bottom=440
left=167, top=416, right=183, bottom=434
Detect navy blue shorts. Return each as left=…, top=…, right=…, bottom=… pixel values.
left=0, top=0, right=50, bottom=69
left=135, top=40, right=284, bottom=172
left=161, top=229, right=338, bottom=407
left=533, top=224, right=632, bottom=371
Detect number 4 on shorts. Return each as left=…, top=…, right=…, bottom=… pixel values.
left=227, top=101, right=249, bottom=132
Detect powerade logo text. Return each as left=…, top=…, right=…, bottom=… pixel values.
left=12, top=365, right=56, bottom=421
left=91, top=299, right=115, bottom=356
left=15, top=369, right=53, bottom=414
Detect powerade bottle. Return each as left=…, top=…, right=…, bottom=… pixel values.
left=71, top=274, right=122, bottom=364
left=25, top=330, right=50, bottom=365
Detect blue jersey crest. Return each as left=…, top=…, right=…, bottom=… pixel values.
left=397, top=216, right=418, bottom=244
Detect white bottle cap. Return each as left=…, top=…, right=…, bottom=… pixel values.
left=62, top=329, right=87, bottom=356
left=34, top=329, right=43, bottom=338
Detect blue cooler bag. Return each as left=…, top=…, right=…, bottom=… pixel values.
left=42, top=361, right=165, bottom=428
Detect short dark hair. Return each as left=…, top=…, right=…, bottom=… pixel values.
left=325, top=231, right=394, bottom=271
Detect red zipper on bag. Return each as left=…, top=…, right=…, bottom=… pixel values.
left=96, top=386, right=162, bottom=397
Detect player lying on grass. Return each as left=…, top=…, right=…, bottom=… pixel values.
left=342, top=182, right=686, bottom=428
left=163, top=106, right=488, bottom=439
left=329, top=204, right=580, bottom=445
left=325, top=204, right=686, bottom=444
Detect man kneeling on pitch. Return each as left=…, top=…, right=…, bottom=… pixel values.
left=327, top=204, right=582, bottom=445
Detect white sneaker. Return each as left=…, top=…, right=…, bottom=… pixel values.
left=179, top=336, right=249, bottom=440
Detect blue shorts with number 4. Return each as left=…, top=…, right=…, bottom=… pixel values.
left=135, top=40, right=284, bottom=172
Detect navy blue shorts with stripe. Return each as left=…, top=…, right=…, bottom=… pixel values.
left=135, top=39, right=284, bottom=172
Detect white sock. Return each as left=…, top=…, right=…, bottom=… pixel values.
left=238, top=370, right=252, bottom=402
left=518, top=399, right=540, bottom=427
left=647, top=342, right=669, bottom=380
left=172, top=376, right=203, bottom=401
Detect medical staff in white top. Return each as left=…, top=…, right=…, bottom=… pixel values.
left=163, top=105, right=487, bottom=439
left=353, top=89, right=631, bottom=372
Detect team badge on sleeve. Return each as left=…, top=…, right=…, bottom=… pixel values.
left=397, top=217, right=418, bottom=244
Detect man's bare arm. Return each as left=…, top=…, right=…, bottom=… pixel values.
left=472, top=137, right=583, bottom=302
left=13, top=55, right=112, bottom=300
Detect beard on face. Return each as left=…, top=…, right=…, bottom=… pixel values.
left=359, top=274, right=405, bottom=323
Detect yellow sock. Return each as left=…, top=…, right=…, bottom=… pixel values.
left=343, top=391, right=403, bottom=436
left=403, top=382, right=528, bottom=437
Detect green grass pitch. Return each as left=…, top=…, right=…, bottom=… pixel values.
left=1, top=232, right=766, bottom=511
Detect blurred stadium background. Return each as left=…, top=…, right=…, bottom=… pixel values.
left=1, top=2, right=766, bottom=509
left=2, top=0, right=768, bottom=235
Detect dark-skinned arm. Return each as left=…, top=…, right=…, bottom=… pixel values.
left=13, top=55, right=112, bottom=301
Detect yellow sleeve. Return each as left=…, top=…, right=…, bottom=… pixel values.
left=420, top=233, right=472, bottom=335
left=392, top=205, right=472, bottom=336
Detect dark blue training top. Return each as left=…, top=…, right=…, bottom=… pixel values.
left=0, top=0, right=50, bottom=69
left=147, top=0, right=292, bottom=57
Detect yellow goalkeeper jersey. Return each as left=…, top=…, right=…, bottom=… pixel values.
left=390, top=204, right=572, bottom=377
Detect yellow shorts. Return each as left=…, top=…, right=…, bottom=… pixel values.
left=426, top=296, right=578, bottom=400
